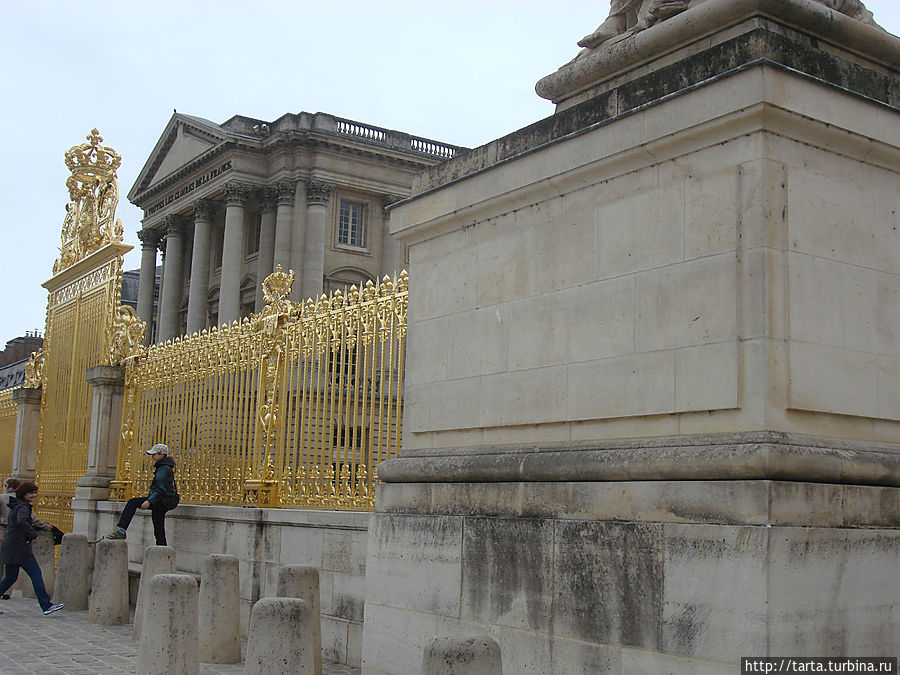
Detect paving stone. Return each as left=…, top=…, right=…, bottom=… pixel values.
left=0, top=596, right=360, bottom=674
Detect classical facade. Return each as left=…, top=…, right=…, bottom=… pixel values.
left=128, top=112, right=462, bottom=343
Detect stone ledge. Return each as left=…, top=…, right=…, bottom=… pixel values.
left=535, top=0, right=900, bottom=105
left=409, top=9, right=900, bottom=195
left=376, top=480, right=900, bottom=528
left=380, top=432, right=900, bottom=486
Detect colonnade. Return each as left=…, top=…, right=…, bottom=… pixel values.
left=136, top=179, right=333, bottom=344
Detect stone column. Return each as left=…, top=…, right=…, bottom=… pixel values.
left=11, top=387, right=42, bottom=481
left=72, top=365, right=125, bottom=540
left=255, top=188, right=277, bottom=312
left=154, top=237, right=166, bottom=343
left=381, top=194, right=404, bottom=275
left=218, top=183, right=248, bottom=326
left=157, top=215, right=186, bottom=342
left=301, top=180, right=332, bottom=300
left=289, top=180, right=308, bottom=301
left=136, top=228, right=161, bottom=346
left=186, top=199, right=215, bottom=335
left=273, top=181, right=295, bottom=274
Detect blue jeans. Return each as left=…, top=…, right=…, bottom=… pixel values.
left=0, top=561, right=52, bottom=611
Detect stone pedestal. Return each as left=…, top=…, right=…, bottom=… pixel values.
left=11, top=386, right=42, bottom=482
left=72, top=365, right=125, bottom=541
left=362, top=2, right=900, bottom=673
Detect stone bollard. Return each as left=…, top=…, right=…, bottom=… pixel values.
left=88, top=538, right=129, bottom=625
left=133, top=545, right=176, bottom=641
left=23, top=530, right=56, bottom=598
left=53, top=534, right=92, bottom=610
left=421, top=636, right=503, bottom=675
left=198, top=554, right=241, bottom=664
left=244, top=598, right=317, bottom=675
left=137, top=574, right=199, bottom=675
left=276, top=565, right=322, bottom=675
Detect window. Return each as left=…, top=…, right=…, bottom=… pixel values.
left=338, top=201, right=365, bottom=248
left=246, top=211, right=261, bottom=257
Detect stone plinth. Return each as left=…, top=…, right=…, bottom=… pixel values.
left=362, top=2, right=900, bottom=673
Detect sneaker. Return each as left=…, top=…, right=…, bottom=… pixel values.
left=43, top=603, right=64, bottom=615
left=0, top=594, right=9, bottom=600
left=105, top=528, right=126, bottom=540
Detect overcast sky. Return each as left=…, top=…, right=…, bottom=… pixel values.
left=1, top=0, right=899, bottom=348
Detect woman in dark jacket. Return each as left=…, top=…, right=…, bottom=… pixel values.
left=0, top=482, right=64, bottom=614
left=106, top=443, right=179, bottom=546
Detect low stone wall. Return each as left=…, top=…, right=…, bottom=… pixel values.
left=95, top=501, right=369, bottom=667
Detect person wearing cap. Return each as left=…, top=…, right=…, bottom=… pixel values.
left=105, top=443, right=179, bottom=546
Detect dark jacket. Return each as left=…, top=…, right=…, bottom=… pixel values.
left=0, top=497, right=38, bottom=565
left=147, top=456, right=179, bottom=510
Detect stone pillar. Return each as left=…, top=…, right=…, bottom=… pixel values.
left=422, top=636, right=503, bottom=675
left=54, top=533, right=91, bottom=610
left=137, top=574, right=199, bottom=675
left=11, top=387, right=42, bottom=481
left=136, top=228, right=160, bottom=346
left=198, top=554, right=241, bottom=663
left=272, top=181, right=295, bottom=273
left=154, top=237, right=166, bottom=343
left=275, top=565, right=322, bottom=675
left=219, top=183, right=248, bottom=326
left=134, top=545, right=176, bottom=641
left=186, top=199, right=214, bottom=335
left=381, top=194, right=404, bottom=275
left=244, top=598, right=317, bottom=675
left=301, top=180, right=332, bottom=300
left=157, top=215, right=186, bottom=342
left=256, top=188, right=277, bottom=311
left=289, top=180, right=308, bottom=301
left=72, top=365, right=125, bottom=540
left=89, top=538, right=129, bottom=625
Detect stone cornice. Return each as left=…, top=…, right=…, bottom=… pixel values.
left=392, top=62, right=900, bottom=244
left=378, top=431, right=900, bottom=487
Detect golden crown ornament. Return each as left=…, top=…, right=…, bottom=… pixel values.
left=54, top=129, right=125, bottom=274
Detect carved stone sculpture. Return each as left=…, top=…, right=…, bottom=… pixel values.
left=578, top=0, right=879, bottom=49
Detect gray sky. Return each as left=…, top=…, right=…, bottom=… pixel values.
left=1, top=0, right=899, bottom=348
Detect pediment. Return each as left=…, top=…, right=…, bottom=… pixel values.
left=128, top=114, right=228, bottom=202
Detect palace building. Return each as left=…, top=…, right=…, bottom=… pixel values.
left=128, top=111, right=463, bottom=343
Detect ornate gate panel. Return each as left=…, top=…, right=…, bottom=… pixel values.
left=29, top=130, right=131, bottom=532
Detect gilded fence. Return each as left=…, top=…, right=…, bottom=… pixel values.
left=28, top=130, right=131, bottom=533
left=109, top=266, right=406, bottom=510
left=0, top=388, right=17, bottom=478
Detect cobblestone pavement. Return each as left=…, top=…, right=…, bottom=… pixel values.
left=0, top=596, right=360, bottom=674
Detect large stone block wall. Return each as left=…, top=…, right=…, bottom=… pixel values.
left=95, top=501, right=369, bottom=667
left=362, top=480, right=900, bottom=675
left=396, top=63, right=900, bottom=452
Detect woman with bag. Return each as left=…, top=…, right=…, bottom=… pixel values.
left=0, top=481, right=64, bottom=615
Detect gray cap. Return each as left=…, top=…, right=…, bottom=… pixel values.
left=146, top=443, right=169, bottom=455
